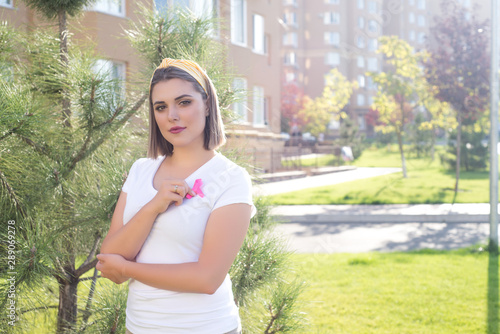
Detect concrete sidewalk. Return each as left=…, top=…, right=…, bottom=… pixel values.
left=272, top=203, right=491, bottom=223
left=253, top=167, right=401, bottom=196
left=271, top=204, right=493, bottom=253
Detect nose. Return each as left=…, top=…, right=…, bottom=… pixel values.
left=167, top=106, right=180, bottom=122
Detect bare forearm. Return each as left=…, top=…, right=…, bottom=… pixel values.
left=124, top=261, right=222, bottom=295
left=100, top=202, right=159, bottom=260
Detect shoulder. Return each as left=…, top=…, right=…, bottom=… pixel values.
left=213, top=153, right=252, bottom=181
left=130, top=156, right=163, bottom=170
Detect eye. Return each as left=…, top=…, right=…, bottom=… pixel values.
left=179, top=100, right=191, bottom=106
left=155, top=105, right=166, bottom=112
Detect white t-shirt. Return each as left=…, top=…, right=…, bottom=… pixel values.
left=121, top=152, right=256, bottom=334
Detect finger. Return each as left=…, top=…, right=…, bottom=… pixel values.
left=172, top=194, right=184, bottom=206
left=183, top=181, right=196, bottom=197
left=172, top=184, right=187, bottom=197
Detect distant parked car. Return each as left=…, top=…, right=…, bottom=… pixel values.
left=285, top=132, right=317, bottom=147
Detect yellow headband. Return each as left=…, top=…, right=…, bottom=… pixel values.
left=153, top=58, right=208, bottom=94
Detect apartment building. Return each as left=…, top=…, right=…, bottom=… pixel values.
left=282, top=0, right=384, bottom=138
left=281, top=0, right=491, bottom=138
left=220, top=0, right=284, bottom=171
left=1, top=0, right=284, bottom=171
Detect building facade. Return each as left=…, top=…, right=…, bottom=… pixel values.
left=1, top=0, right=284, bottom=172
left=280, top=0, right=490, bottom=138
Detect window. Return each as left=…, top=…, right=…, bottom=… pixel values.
left=356, top=36, right=365, bottom=48
left=325, top=0, right=339, bottom=3
left=367, top=57, right=378, bottom=71
left=367, top=76, right=375, bottom=90
left=283, top=0, right=297, bottom=6
left=325, top=52, right=340, bottom=66
left=409, top=30, right=416, bottom=41
left=232, top=78, right=247, bottom=122
left=357, top=0, right=364, bottom=10
left=231, top=0, right=247, bottom=46
left=368, top=20, right=377, bottom=33
left=357, top=56, right=365, bottom=68
left=253, top=14, right=266, bottom=54
left=358, top=17, right=365, bottom=29
left=92, top=59, right=126, bottom=104
left=253, top=86, right=265, bottom=126
left=368, top=95, right=374, bottom=106
left=408, top=0, right=415, bottom=5
left=367, top=1, right=377, bottom=13
left=409, top=12, right=415, bottom=24
left=283, top=32, right=298, bottom=47
left=357, top=115, right=366, bottom=130
left=324, top=12, right=340, bottom=25
left=368, top=38, right=377, bottom=51
left=417, top=0, right=425, bottom=10
left=324, top=32, right=340, bottom=46
left=417, top=15, right=425, bottom=26
left=92, top=0, right=125, bottom=16
left=418, top=32, right=426, bottom=43
left=358, top=75, right=365, bottom=88
left=0, top=0, right=12, bottom=8
left=284, top=52, right=297, bottom=65
left=357, top=94, right=365, bottom=106
left=283, top=11, right=297, bottom=26
left=285, top=72, right=296, bottom=82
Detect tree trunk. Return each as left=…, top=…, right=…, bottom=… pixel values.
left=56, top=273, right=78, bottom=333
left=396, top=128, right=408, bottom=178
left=454, top=112, right=462, bottom=196
left=57, top=9, right=78, bottom=333
left=430, top=125, right=436, bottom=162
left=58, top=9, right=71, bottom=129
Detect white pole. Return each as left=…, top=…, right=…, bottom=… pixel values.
left=490, top=0, right=499, bottom=252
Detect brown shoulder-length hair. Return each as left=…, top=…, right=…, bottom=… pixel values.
left=147, top=66, right=226, bottom=159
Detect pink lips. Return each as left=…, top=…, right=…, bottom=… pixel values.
left=169, top=126, right=186, bottom=134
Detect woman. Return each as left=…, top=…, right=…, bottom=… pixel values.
left=96, top=58, right=256, bottom=334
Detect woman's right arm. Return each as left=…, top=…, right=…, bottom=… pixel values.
left=99, top=191, right=161, bottom=261
left=100, top=180, right=195, bottom=261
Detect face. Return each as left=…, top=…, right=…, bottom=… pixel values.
left=151, top=78, right=208, bottom=151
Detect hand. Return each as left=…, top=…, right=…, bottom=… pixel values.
left=96, top=253, right=130, bottom=284
left=150, top=179, right=196, bottom=214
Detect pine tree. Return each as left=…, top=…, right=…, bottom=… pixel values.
left=1, top=3, right=305, bottom=333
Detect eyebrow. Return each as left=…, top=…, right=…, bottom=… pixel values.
left=153, top=94, right=193, bottom=106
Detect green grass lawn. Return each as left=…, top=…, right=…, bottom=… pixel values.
left=271, top=145, right=494, bottom=205
left=291, top=248, right=499, bottom=334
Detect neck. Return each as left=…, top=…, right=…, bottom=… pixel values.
left=169, top=146, right=216, bottom=167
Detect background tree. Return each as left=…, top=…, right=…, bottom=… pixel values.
left=298, top=68, right=357, bottom=137
left=0, top=4, right=305, bottom=333
left=424, top=0, right=489, bottom=196
left=368, top=36, right=440, bottom=178
left=280, top=80, right=306, bottom=134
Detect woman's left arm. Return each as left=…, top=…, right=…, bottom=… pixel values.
left=96, top=203, right=251, bottom=293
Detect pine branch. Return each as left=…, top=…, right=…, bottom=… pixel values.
left=75, top=258, right=98, bottom=279
left=15, top=133, right=51, bottom=157
left=80, top=267, right=99, bottom=327
left=75, top=234, right=101, bottom=278
left=264, top=303, right=279, bottom=334
left=19, top=305, right=58, bottom=315
left=0, top=169, right=27, bottom=218
left=65, top=93, right=146, bottom=176
left=79, top=275, right=102, bottom=282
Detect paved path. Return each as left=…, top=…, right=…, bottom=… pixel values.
left=273, top=221, right=490, bottom=253
left=254, top=167, right=495, bottom=253
left=272, top=204, right=493, bottom=253
left=253, top=167, right=401, bottom=196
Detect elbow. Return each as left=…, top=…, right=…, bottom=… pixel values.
left=198, top=272, right=225, bottom=295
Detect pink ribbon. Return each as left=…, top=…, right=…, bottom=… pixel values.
left=186, top=179, right=204, bottom=199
